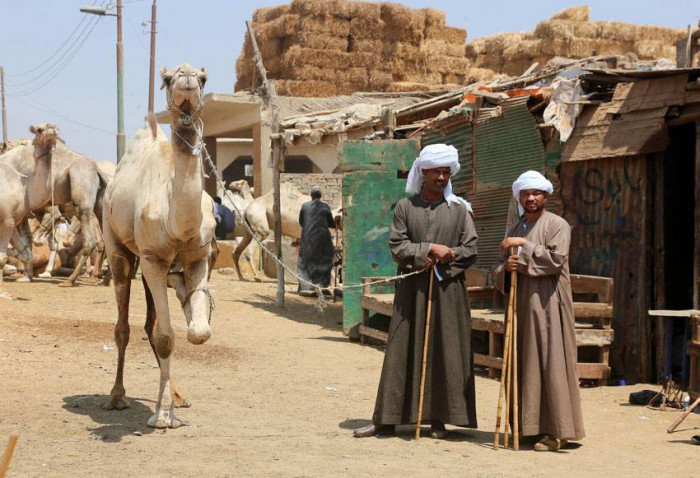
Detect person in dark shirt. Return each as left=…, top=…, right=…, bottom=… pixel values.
left=213, top=196, right=235, bottom=240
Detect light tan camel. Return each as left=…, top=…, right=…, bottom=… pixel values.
left=102, top=64, right=216, bottom=428
left=0, top=124, right=62, bottom=297
left=0, top=126, right=107, bottom=287
left=232, top=182, right=307, bottom=281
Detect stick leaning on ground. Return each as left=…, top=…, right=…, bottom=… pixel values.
left=667, top=395, right=700, bottom=433
left=0, top=435, right=18, bottom=478
left=415, top=266, right=436, bottom=441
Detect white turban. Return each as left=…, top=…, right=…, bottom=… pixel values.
left=405, top=144, right=472, bottom=212
left=512, top=170, right=554, bottom=216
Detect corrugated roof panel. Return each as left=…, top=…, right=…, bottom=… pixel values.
left=420, top=112, right=474, bottom=195
left=470, top=186, right=512, bottom=269
left=474, top=99, right=546, bottom=190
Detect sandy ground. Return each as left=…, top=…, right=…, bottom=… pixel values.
left=0, top=274, right=698, bottom=478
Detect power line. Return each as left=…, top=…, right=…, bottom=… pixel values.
left=13, top=96, right=115, bottom=136
left=6, top=0, right=104, bottom=79
left=9, top=17, right=102, bottom=97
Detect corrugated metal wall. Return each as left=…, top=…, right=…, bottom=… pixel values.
left=421, top=97, right=547, bottom=268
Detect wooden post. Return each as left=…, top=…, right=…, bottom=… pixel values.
left=147, top=0, right=157, bottom=114
left=0, top=67, right=7, bottom=144
left=246, top=20, right=284, bottom=306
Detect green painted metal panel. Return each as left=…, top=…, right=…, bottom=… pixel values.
left=340, top=139, right=420, bottom=338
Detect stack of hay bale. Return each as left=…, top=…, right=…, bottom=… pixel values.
left=235, top=0, right=477, bottom=96
left=465, top=6, right=688, bottom=77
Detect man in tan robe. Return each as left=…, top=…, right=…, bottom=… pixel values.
left=354, top=144, right=478, bottom=439
left=495, top=170, right=585, bottom=451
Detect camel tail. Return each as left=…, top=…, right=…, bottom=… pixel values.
left=146, top=112, right=158, bottom=139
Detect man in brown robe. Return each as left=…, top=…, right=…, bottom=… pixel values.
left=354, top=144, right=478, bottom=439
left=495, top=170, right=585, bottom=451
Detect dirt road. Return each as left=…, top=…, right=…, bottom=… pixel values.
left=0, top=275, right=697, bottom=477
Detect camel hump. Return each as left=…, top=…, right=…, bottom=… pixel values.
left=146, top=112, right=158, bottom=139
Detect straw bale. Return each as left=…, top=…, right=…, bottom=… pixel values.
left=568, top=38, right=600, bottom=58
left=464, top=67, right=499, bottom=84
left=503, top=38, right=541, bottom=61
left=349, top=17, right=386, bottom=40
left=402, top=72, right=443, bottom=84
left=286, top=65, right=340, bottom=82
left=255, top=14, right=300, bottom=41
left=335, top=81, right=369, bottom=95
left=383, top=42, right=427, bottom=61
left=426, top=55, right=471, bottom=74
left=422, top=8, right=446, bottom=28
left=253, top=5, right=291, bottom=24
left=381, top=3, right=426, bottom=43
left=534, top=20, right=575, bottom=41
left=283, top=45, right=349, bottom=69
left=636, top=25, right=687, bottom=44
left=550, top=6, right=589, bottom=22
left=464, top=38, right=489, bottom=60
left=343, top=67, right=369, bottom=85
left=368, top=70, right=393, bottom=87
left=425, top=26, right=467, bottom=44
left=423, top=40, right=464, bottom=58
left=387, top=81, right=444, bottom=92
left=443, top=73, right=466, bottom=85
left=274, top=79, right=338, bottom=97
left=290, top=0, right=350, bottom=18
left=347, top=2, right=383, bottom=22
left=597, top=22, right=638, bottom=42
left=284, top=33, right=348, bottom=52
left=352, top=39, right=383, bottom=53
left=299, top=15, right=351, bottom=37
left=503, top=59, right=538, bottom=76
left=634, top=40, right=676, bottom=59
left=348, top=51, right=382, bottom=69
left=572, top=22, right=600, bottom=39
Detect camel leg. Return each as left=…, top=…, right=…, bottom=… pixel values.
left=0, top=219, right=15, bottom=299
left=88, top=221, right=105, bottom=282
left=103, top=227, right=136, bottom=411
left=10, top=222, right=33, bottom=283
left=140, top=257, right=182, bottom=429
left=232, top=231, right=253, bottom=281
left=61, top=206, right=97, bottom=287
left=145, top=274, right=191, bottom=408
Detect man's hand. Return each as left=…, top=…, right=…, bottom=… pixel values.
left=500, top=236, right=526, bottom=255
left=429, top=244, right=455, bottom=264
left=505, top=254, right=519, bottom=272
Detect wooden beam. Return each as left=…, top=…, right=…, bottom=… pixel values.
left=573, top=302, right=614, bottom=319
left=570, top=274, right=614, bottom=303
left=577, top=363, right=611, bottom=380
left=359, top=325, right=388, bottom=343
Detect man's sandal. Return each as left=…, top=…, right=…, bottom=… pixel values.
left=534, top=435, right=566, bottom=452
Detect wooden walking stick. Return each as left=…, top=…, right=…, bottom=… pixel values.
left=667, top=394, right=700, bottom=433
left=494, top=248, right=518, bottom=449
left=0, top=435, right=18, bottom=478
left=512, top=274, right=520, bottom=451
left=415, top=266, right=436, bottom=441
left=503, top=286, right=515, bottom=449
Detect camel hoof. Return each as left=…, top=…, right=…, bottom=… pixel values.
left=15, top=276, right=31, bottom=283
left=103, top=396, right=130, bottom=410
left=58, top=281, right=77, bottom=288
left=147, top=413, right=183, bottom=429
left=0, top=291, right=14, bottom=300
left=254, top=276, right=263, bottom=283
left=38, top=271, right=52, bottom=278
left=173, top=396, right=191, bottom=408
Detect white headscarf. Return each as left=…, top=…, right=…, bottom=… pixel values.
left=406, top=144, right=472, bottom=212
left=512, top=170, right=554, bottom=216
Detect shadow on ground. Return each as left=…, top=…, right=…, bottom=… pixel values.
left=63, top=394, right=156, bottom=442
left=233, top=293, right=343, bottom=332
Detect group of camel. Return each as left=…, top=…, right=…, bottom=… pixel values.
left=1, top=63, right=339, bottom=429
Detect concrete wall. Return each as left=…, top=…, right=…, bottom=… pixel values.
left=281, top=173, right=342, bottom=209
left=287, top=143, right=339, bottom=173
left=217, top=140, right=254, bottom=176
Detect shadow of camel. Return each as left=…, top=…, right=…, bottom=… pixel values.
left=62, top=394, right=157, bottom=442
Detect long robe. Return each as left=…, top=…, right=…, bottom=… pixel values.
left=372, top=195, right=478, bottom=427
left=297, top=199, right=335, bottom=291
left=495, top=210, right=585, bottom=440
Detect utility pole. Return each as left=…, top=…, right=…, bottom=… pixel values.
left=0, top=67, right=7, bottom=144
left=148, top=0, right=157, bottom=113
left=116, top=0, right=125, bottom=161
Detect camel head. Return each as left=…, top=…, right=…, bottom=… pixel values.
left=29, top=123, right=59, bottom=158
left=160, top=63, right=207, bottom=126
left=227, top=180, right=253, bottom=199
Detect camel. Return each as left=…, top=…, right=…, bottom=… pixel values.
left=232, top=182, right=307, bottom=281
left=0, top=126, right=108, bottom=287
left=102, top=63, right=215, bottom=428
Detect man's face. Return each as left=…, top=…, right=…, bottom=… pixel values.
left=519, top=189, right=547, bottom=214
left=422, top=167, right=451, bottom=194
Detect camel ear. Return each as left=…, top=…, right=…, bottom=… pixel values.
left=160, top=66, right=172, bottom=90
left=199, top=68, right=208, bottom=87
left=29, top=125, right=38, bottom=134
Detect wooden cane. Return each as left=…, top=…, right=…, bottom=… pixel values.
left=415, top=266, right=436, bottom=441
left=512, top=269, right=520, bottom=451
left=667, top=394, right=700, bottom=433
left=0, top=435, right=18, bottom=478
left=494, top=250, right=518, bottom=449
left=503, top=286, right=515, bottom=449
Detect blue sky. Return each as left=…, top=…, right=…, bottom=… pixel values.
left=1, top=0, right=698, bottom=163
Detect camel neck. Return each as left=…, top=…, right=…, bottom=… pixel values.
left=26, top=147, right=54, bottom=210
left=169, top=125, right=204, bottom=235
